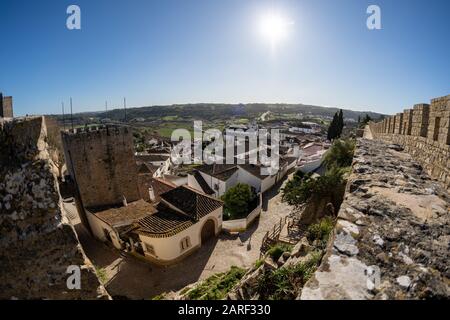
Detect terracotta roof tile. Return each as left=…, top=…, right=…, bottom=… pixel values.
left=160, top=185, right=223, bottom=220
left=136, top=186, right=223, bottom=237
left=192, top=170, right=215, bottom=195
left=136, top=203, right=194, bottom=237
left=87, top=199, right=157, bottom=227
left=195, top=164, right=239, bottom=181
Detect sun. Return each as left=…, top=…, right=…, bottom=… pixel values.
left=258, top=11, right=293, bottom=48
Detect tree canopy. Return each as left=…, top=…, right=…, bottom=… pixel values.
left=221, top=183, right=255, bottom=220
left=282, top=168, right=344, bottom=208
left=282, top=138, right=355, bottom=208
left=323, top=139, right=355, bottom=170
left=327, top=109, right=344, bottom=141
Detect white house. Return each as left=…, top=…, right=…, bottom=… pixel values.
left=188, top=156, right=295, bottom=197
left=85, top=199, right=157, bottom=250
left=132, top=186, right=223, bottom=265
left=136, top=154, right=170, bottom=167
left=188, top=164, right=239, bottom=198
left=297, top=143, right=329, bottom=173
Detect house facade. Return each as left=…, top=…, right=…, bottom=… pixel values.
left=132, top=186, right=223, bottom=265
left=188, top=156, right=295, bottom=197
left=85, top=199, right=157, bottom=250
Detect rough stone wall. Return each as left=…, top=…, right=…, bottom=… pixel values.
left=402, top=109, right=413, bottom=136
left=61, top=126, right=140, bottom=209
left=0, top=116, right=109, bottom=299
left=0, top=95, right=13, bottom=118
left=370, top=94, right=450, bottom=189
left=394, top=113, right=403, bottom=134
left=411, top=104, right=430, bottom=138
left=428, top=96, right=450, bottom=145
left=301, top=139, right=449, bottom=299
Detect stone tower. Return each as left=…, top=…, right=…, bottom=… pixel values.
left=61, top=125, right=140, bottom=230
left=0, top=93, right=14, bottom=118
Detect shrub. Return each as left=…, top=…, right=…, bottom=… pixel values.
left=254, top=259, right=264, bottom=269
left=267, top=243, right=293, bottom=261
left=323, top=139, right=355, bottom=170
left=306, top=216, right=335, bottom=244
left=221, top=183, right=255, bottom=220
left=95, top=267, right=108, bottom=284
left=282, top=169, right=343, bottom=208
left=187, top=266, right=246, bottom=300
left=257, top=250, right=323, bottom=300
left=291, top=250, right=323, bottom=282
left=151, top=293, right=166, bottom=300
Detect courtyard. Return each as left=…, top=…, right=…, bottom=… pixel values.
left=64, top=172, right=295, bottom=299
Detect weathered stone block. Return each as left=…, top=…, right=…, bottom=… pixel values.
left=411, top=103, right=429, bottom=138
left=61, top=126, right=140, bottom=209
left=395, top=113, right=403, bottom=134
left=402, top=109, right=413, bottom=135
left=0, top=116, right=109, bottom=299
left=429, top=95, right=450, bottom=145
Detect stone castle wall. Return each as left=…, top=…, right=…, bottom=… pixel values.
left=61, top=126, right=140, bottom=209
left=301, top=139, right=449, bottom=299
left=0, top=116, right=109, bottom=299
left=369, top=94, right=450, bottom=189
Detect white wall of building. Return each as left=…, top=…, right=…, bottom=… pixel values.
left=86, top=212, right=122, bottom=250
left=222, top=194, right=262, bottom=232
left=261, top=174, right=277, bottom=193
left=187, top=174, right=203, bottom=193
left=138, top=207, right=223, bottom=263
left=198, top=170, right=239, bottom=198
left=236, top=168, right=262, bottom=193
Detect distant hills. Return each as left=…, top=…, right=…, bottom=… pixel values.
left=51, top=103, right=385, bottom=123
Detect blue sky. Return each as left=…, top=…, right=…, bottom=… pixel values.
left=0, top=0, right=449, bottom=116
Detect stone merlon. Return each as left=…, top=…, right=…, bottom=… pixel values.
left=369, top=94, right=450, bottom=189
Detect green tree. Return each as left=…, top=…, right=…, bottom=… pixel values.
left=323, top=139, right=356, bottom=170
left=221, top=183, right=254, bottom=220
left=327, top=110, right=345, bottom=141
left=282, top=138, right=355, bottom=208
left=337, top=109, right=344, bottom=137
left=327, top=112, right=339, bottom=141
left=282, top=169, right=344, bottom=208
left=361, top=114, right=372, bottom=125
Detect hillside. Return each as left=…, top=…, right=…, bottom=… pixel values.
left=49, top=103, right=385, bottom=124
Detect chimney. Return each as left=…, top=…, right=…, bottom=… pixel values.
left=149, top=186, right=156, bottom=202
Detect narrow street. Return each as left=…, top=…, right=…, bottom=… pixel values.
left=64, top=173, right=296, bottom=299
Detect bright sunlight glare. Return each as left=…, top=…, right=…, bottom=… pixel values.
left=258, top=11, right=293, bottom=49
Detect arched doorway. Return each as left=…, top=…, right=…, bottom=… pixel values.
left=200, top=219, right=215, bottom=244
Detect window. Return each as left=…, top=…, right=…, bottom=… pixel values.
left=144, top=242, right=155, bottom=256
left=180, top=237, right=191, bottom=251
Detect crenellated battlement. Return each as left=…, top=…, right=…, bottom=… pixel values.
left=62, top=124, right=132, bottom=139
left=369, top=94, right=450, bottom=189
left=61, top=124, right=140, bottom=210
